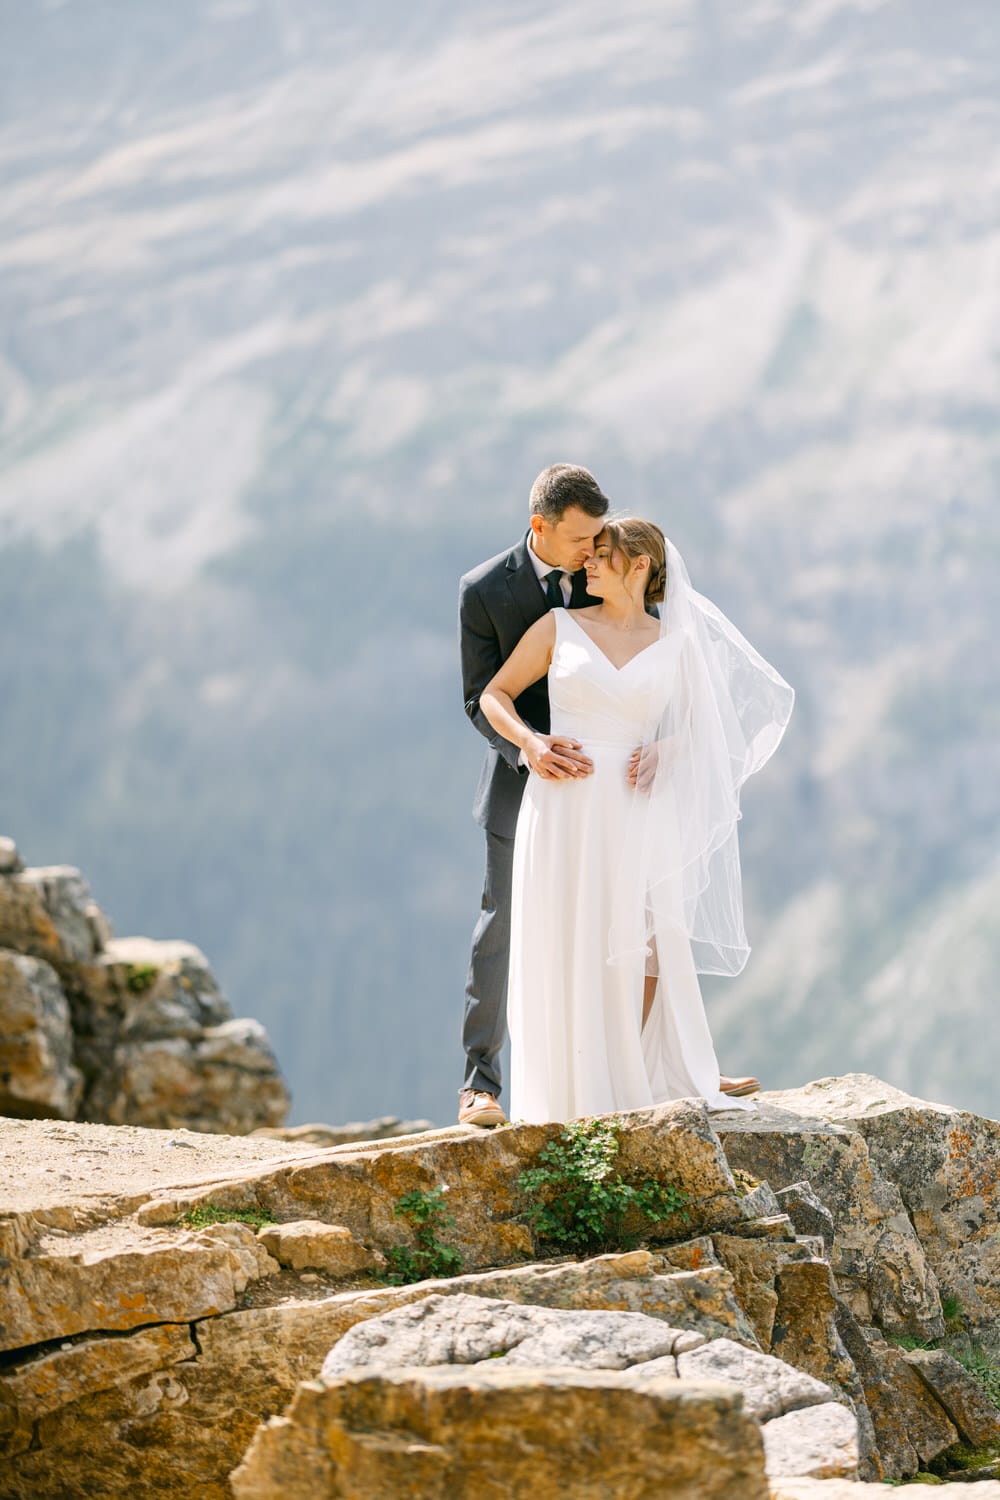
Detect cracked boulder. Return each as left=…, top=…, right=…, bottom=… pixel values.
left=231, top=1364, right=771, bottom=1500
left=0, top=847, right=290, bottom=1135
left=0, top=864, right=102, bottom=971
left=0, top=950, right=83, bottom=1119
left=717, top=1094, right=943, bottom=1340
left=633, top=1336, right=836, bottom=1422
left=0, top=1213, right=279, bottom=1353
left=73, top=937, right=290, bottom=1134
left=313, top=1293, right=859, bottom=1485
left=764, top=1074, right=1000, bottom=1333
left=902, top=1346, right=1000, bottom=1447
left=320, top=1292, right=706, bottom=1377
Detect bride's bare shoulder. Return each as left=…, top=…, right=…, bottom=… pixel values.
left=520, top=611, right=558, bottom=644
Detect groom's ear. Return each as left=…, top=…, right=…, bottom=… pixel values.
left=529, top=514, right=544, bottom=538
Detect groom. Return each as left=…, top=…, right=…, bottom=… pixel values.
left=457, top=464, right=609, bottom=1126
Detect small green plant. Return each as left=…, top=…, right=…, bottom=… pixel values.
left=179, top=1204, right=277, bottom=1232
left=930, top=1437, right=1000, bottom=1475
left=888, top=1332, right=936, bottom=1353
left=516, top=1117, right=689, bottom=1256
left=954, top=1347, right=1000, bottom=1410
left=886, top=1297, right=1000, bottom=1418
left=125, top=962, right=159, bottom=994
left=384, top=1188, right=464, bottom=1285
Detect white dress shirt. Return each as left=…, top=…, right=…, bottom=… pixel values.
left=526, top=531, right=573, bottom=604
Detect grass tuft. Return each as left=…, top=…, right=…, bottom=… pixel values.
left=178, top=1204, right=277, bottom=1231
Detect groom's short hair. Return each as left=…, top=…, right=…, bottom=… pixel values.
left=529, top=464, right=610, bottom=521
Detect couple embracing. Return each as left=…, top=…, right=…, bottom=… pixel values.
left=457, top=465, right=794, bottom=1128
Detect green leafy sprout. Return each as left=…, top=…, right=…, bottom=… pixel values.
left=516, top=1117, right=689, bottom=1256
left=384, top=1187, right=464, bottom=1285
left=125, top=962, right=160, bottom=994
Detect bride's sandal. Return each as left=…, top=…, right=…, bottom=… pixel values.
left=720, top=1074, right=761, bottom=1097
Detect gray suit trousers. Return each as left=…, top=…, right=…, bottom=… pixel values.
left=461, top=829, right=514, bottom=1097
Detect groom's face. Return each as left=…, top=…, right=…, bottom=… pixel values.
left=531, top=505, right=606, bottom=573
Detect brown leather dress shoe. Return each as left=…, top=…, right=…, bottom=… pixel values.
left=458, top=1089, right=508, bottom=1127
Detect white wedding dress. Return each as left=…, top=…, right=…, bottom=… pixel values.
left=508, top=608, right=756, bottom=1123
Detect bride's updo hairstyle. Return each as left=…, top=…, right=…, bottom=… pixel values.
left=601, top=518, right=668, bottom=605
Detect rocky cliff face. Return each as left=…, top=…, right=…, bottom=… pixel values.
left=0, top=835, right=289, bottom=1134
left=0, top=1074, right=997, bottom=1497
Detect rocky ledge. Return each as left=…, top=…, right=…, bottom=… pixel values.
left=0, top=1073, right=997, bottom=1498
left=0, top=834, right=289, bottom=1133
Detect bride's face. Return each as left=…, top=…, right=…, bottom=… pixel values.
left=585, top=536, right=644, bottom=599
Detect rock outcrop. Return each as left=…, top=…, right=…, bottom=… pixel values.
left=765, top=1074, right=1000, bottom=1334
left=0, top=1075, right=997, bottom=1498
left=232, top=1365, right=772, bottom=1500
left=252, top=1115, right=435, bottom=1146
left=0, top=836, right=289, bottom=1133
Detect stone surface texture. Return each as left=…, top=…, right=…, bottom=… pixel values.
left=320, top=1291, right=704, bottom=1377
left=0, top=864, right=100, bottom=970
left=0, top=1215, right=279, bottom=1352
left=775, top=1180, right=837, bottom=1255
left=772, top=1484, right=1000, bottom=1500
left=760, top=1400, right=860, bottom=1478
left=717, top=1094, right=944, bottom=1340
left=252, top=1116, right=435, bottom=1146
left=0, top=847, right=289, bottom=1134
left=257, top=1220, right=383, bottom=1275
left=1, top=1074, right=998, bottom=1498
left=766, top=1073, right=1000, bottom=1332
left=671, top=1338, right=837, bottom=1422
left=0, top=1103, right=759, bottom=1499
left=230, top=1365, right=772, bottom=1500
left=769, top=1256, right=875, bottom=1469
left=134, top=1096, right=747, bottom=1273
left=0, top=950, right=83, bottom=1118
left=902, top=1345, right=1000, bottom=1447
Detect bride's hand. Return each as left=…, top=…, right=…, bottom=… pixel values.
left=526, top=734, right=594, bottom=781
left=628, top=738, right=677, bottom=791
left=627, top=744, right=656, bottom=792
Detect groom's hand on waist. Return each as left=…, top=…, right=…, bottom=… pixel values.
left=526, top=734, right=594, bottom=781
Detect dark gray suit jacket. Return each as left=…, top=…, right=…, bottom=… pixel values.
left=459, top=533, right=597, bottom=838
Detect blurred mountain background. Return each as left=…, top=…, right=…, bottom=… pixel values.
left=2, top=0, right=998, bottom=1124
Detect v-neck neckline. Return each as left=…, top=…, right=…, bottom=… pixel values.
left=561, top=608, right=663, bottom=674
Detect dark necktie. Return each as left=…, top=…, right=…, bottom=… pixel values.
left=544, top=569, right=565, bottom=608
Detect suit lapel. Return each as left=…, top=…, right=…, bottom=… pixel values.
left=505, top=535, right=548, bottom=630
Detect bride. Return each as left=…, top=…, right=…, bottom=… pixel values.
left=480, top=518, right=794, bottom=1124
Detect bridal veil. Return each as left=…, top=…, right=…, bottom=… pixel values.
left=608, top=536, right=795, bottom=978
